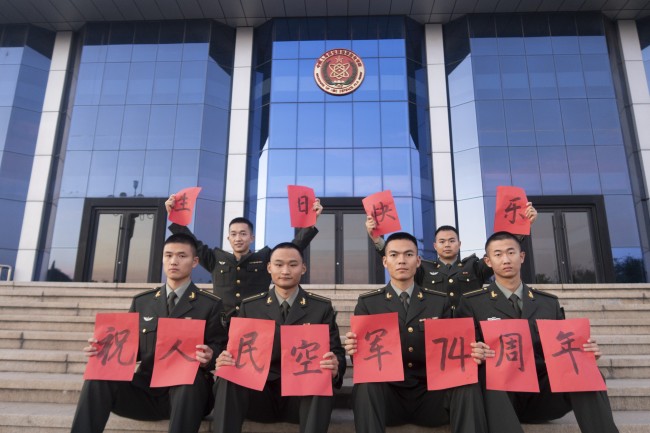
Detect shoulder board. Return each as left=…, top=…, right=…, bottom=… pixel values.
left=241, top=291, right=268, bottom=304
left=133, top=287, right=161, bottom=298
left=196, top=289, right=222, bottom=302
left=460, top=254, right=479, bottom=264
left=529, top=287, right=558, bottom=299
left=307, top=292, right=332, bottom=303
left=421, top=287, right=446, bottom=297
left=461, top=287, right=489, bottom=297
left=359, top=287, right=384, bottom=298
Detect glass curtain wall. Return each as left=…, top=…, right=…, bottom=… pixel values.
left=247, top=17, right=435, bottom=256
left=0, top=25, right=54, bottom=272
left=444, top=13, right=644, bottom=282
left=43, top=21, right=234, bottom=282
left=638, top=17, right=650, bottom=91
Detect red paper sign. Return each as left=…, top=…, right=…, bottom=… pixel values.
left=287, top=185, right=317, bottom=228
left=425, top=318, right=478, bottom=390
left=537, top=318, right=606, bottom=392
left=281, top=324, right=332, bottom=396
left=481, top=319, right=539, bottom=392
left=83, top=313, right=139, bottom=381
left=494, top=186, right=530, bottom=235
left=150, top=318, right=204, bottom=388
left=362, top=190, right=401, bottom=237
left=216, top=317, right=275, bottom=391
left=351, top=312, right=404, bottom=383
left=169, top=187, right=202, bottom=226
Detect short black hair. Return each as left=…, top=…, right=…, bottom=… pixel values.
left=435, top=225, right=459, bottom=238
left=385, top=232, right=419, bottom=251
left=164, top=233, right=198, bottom=257
left=270, top=242, right=304, bottom=261
left=485, top=231, right=521, bottom=252
left=229, top=217, right=254, bottom=233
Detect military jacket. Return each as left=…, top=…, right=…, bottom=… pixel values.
left=169, top=223, right=318, bottom=313
left=238, top=286, right=346, bottom=388
left=353, top=283, right=451, bottom=387
left=455, top=282, right=563, bottom=367
left=129, top=283, right=226, bottom=391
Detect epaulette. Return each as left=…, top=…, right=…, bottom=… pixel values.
left=196, top=289, right=222, bottom=302
left=241, top=291, right=268, bottom=304
left=359, top=287, right=384, bottom=298
left=307, top=292, right=332, bottom=303
left=529, top=287, right=558, bottom=299
left=460, top=253, right=479, bottom=264
left=461, top=287, right=488, bottom=297
left=421, top=287, right=446, bottom=297
left=134, top=287, right=160, bottom=298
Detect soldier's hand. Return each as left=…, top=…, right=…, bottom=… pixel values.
left=320, top=352, right=339, bottom=378
left=470, top=341, right=494, bottom=365
left=165, top=194, right=176, bottom=215
left=215, top=350, right=235, bottom=370
left=344, top=332, right=357, bottom=356
left=525, top=202, right=538, bottom=224
left=365, top=215, right=383, bottom=244
left=313, top=198, right=323, bottom=218
left=196, top=344, right=213, bottom=368
left=83, top=337, right=99, bottom=357
left=583, top=338, right=602, bottom=360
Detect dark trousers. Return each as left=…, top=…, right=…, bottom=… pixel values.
left=70, top=371, right=213, bottom=433
left=484, top=369, right=619, bottom=433
left=352, top=381, right=487, bottom=433
left=212, top=377, right=333, bottom=433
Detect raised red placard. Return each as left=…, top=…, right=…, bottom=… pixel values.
left=494, top=186, right=530, bottom=235
left=362, top=190, right=401, bottom=237
left=287, top=185, right=317, bottom=228
left=169, top=187, right=202, bottom=226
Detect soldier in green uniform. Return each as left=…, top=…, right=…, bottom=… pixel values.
left=365, top=203, right=537, bottom=310
left=166, top=194, right=323, bottom=323
left=456, top=231, right=618, bottom=433
left=344, top=232, right=487, bottom=433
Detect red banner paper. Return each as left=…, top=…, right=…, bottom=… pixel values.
left=425, top=318, right=478, bottom=390
left=537, top=318, right=606, bottom=392
left=494, top=186, right=530, bottom=235
left=169, top=186, right=202, bottom=226
left=281, top=324, right=332, bottom=396
left=481, top=319, right=539, bottom=392
left=150, top=318, right=204, bottom=388
left=351, top=312, right=404, bottom=384
left=287, top=185, right=317, bottom=228
left=83, top=313, right=139, bottom=381
left=362, top=190, right=401, bottom=237
left=216, top=317, right=275, bottom=391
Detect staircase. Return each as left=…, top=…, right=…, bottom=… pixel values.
left=0, top=282, right=649, bottom=432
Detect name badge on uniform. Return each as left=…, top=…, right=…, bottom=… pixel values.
left=487, top=317, right=501, bottom=321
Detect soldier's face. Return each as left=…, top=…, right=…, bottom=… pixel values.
left=383, top=239, right=421, bottom=282
left=163, top=242, right=199, bottom=282
left=228, top=223, right=254, bottom=254
left=484, top=238, right=525, bottom=279
left=267, top=247, right=306, bottom=291
left=434, top=230, right=461, bottom=261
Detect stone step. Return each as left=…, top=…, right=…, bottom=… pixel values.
left=0, top=300, right=125, bottom=316
left=0, top=402, right=648, bottom=433
left=0, top=315, right=96, bottom=332
left=0, top=349, right=86, bottom=374
left=0, top=330, right=88, bottom=351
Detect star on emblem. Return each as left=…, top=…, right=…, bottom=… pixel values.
left=267, top=297, right=273, bottom=304
left=491, top=291, right=497, bottom=298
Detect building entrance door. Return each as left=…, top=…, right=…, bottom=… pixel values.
left=304, top=199, right=383, bottom=284
left=75, top=198, right=166, bottom=283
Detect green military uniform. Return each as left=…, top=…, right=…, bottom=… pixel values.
left=212, top=287, right=346, bottom=433
left=351, top=284, right=487, bottom=433
left=455, top=282, right=619, bottom=433
left=71, top=283, right=226, bottom=433
left=169, top=224, right=318, bottom=317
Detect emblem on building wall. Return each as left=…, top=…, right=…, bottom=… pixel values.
left=313, top=49, right=365, bottom=95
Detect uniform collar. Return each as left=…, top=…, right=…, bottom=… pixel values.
left=166, top=280, right=191, bottom=300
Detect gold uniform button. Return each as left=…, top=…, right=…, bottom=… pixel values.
left=235, top=292, right=241, bottom=298
left=407, top=362, right=413, bottom=368
left=449, top=292, right=455, bottom=297
left=142, top=328, right=146, bottom=333
left=237, top=266, right=240, bottom=271
left=220, top=270, right=224, bottom=274
left=408, top=347, right=414, bottom=352
left=407, top=327, right=414, bottom=333
left=448, top=278, right=454, bottom=284
left=236, top=279, right=241, bottom=284
left=236, top=306, right=240, bottom=311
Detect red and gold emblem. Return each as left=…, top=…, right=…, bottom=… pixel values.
left=313, top=49, right=365, bottom=95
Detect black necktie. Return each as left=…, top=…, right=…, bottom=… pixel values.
left=167, top=291, right=177, bottom=316
left=281, top=301, right=290, bottom=322
left=509, top=293, right=522, bottom=318
left=400, top=292, right=410, bottom=312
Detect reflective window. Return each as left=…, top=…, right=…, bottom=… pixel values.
left=638, top=17, right=650, bottom=92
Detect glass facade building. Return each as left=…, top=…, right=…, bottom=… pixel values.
left=1, top=7, right=650, bottom=284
